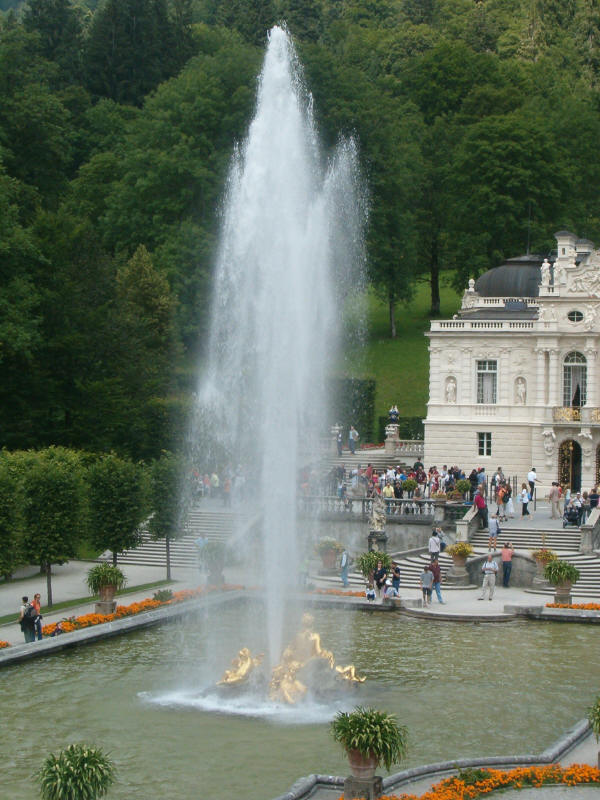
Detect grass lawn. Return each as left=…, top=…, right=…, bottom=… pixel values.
left=340, top=277, right=461, bottom=426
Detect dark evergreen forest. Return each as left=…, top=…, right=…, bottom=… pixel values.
left=3, top=0, right=600, bottom=459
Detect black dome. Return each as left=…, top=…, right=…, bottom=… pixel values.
left=475, top=255, right=542, bottom=298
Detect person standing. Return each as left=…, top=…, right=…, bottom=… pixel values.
left=520, top=483, right=530, bottom=517
left=19, top=596, right=36, bottom=643
left=474, top=488, right=488, bottom=529
left=31, top=592, right=43, bottom=641
left=527, top=468, right=539, bottom=501
left=501, top=542, right=514, bottom=587
left=429, top=558, right=446, bottom=604
left=373, top=559, right=387, bottom=601
left=478, top=554, right=498, bottom=600
left=549, top=482, right=561, bottom=519
left=488, top=514, right=500, bottom=551
left=336, top=430, right=343, bottom=456
left=340, top=549, right=349, bottom=588
left=428, top=528, right=441, bottom=559
left=420, top=564, right=433, bottom=606
left=391, top=561, right=401, bottom=591
left=348, top=425, right=359, bottom=455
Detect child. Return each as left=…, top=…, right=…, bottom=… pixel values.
left=365, top=582, right=376, bottom=602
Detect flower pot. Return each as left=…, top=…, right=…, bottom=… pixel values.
left=451, top=554, right=467, bottom=568
left=532, top=558, right=552, bottom=589
left=99, top=584, right=117, bottom=603
left=347, top=749, right=378, bottom=779
left=320, top=549, right=338, bottom=570
left=554, top=580, right=572, bottom=604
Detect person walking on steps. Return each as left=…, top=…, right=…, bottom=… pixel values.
left=479, top=554, right=498, bottom=600
left=348, top=425, right=359, bottom=455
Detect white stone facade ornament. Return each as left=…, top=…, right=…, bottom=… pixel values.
left=468, top=278, right=475, bottom=292
left=584, top=304, right=597, bottom=331
left=569, top=266, right=600, bottom=297
left=445, top=377, right=457, bottom=403
left=515, top=377, right=527, bottom=405
left=542, top=428, right=556, bottom=466
left=537, top=305, right=546, bottom=321
left=540, top=259, right=551, bottom=286
left=578, top=428, right=593, bottom=469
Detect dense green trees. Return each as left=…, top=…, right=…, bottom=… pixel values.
left=2, top=0, right=600, bottom=443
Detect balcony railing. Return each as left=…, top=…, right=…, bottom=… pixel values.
left=298, top=496, right=437, bottom=521
left=553, top=406, right=581, bottom=422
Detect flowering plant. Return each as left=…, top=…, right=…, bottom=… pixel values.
left=446, top=541, right=474, bottom=557
left=339, top=763, right=600, bottom=799
left=0, top=640, right=10, bottom=649
left=531, top=548, right=557, bottom=563
left=315, top=538, right=344, bottom=556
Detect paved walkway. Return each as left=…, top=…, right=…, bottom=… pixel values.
left=0, top=560, right=200, bottom=645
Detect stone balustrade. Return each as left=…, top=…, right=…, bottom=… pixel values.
left=297, top=496, right=439, bottom=522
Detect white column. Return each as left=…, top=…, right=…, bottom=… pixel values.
left=499, top=347, right=510, bottom=405
left=536, top=347, right=546, bottom=406
left=549, top=349, right=560, bottom=407
left=429, top=346, right=440, bottom=403
left=462, top=347, right=472, bottom=404
left=585, top=344, right=597, bottom=407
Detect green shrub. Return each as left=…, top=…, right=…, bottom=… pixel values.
left=543, top=559, right=580, bottom=585
left=455, top=479, right=472, bottom=495
left=86, top=563, right=127, bottom=595
left=37, top=743, right=116, bottom=800
left=355, top=551, right=391, bottom=579
left=588, top=695, right=600, bottom=742
left=152, top=588, right=173, bottom=602
left=330, top=706, right=408, bottom=771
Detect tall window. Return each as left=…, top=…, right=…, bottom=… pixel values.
left=563, top=352, right=587, bottom=407
left=477, top=360, right=497, bottom=404
left=478, top=432, right=492, bottom=456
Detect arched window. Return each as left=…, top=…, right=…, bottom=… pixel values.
left=563, top=352, right=587, bottom=407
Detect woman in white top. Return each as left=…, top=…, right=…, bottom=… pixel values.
left=520, top=482, right=530, bottom=517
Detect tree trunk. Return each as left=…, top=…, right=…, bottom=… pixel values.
left=166, top=536, right=171, bottom=581
left=389, top=296, right=397, bottom=338
left=46, top=562, right=53, bottom=608
left=430, top=234, right=440, bottom=316
left=112, top=551, right=118, bottom=567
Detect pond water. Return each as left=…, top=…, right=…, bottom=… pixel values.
left=2, top=604, right=598, bottom=800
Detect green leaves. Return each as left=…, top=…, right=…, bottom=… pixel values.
left=37, top=743, right=116, bottom=800
left=331, top=706, right=408, bottom=772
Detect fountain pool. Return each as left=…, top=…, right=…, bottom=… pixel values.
left=2, top=604, right=599, bottom=799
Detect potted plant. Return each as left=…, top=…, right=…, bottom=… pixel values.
left=531, top=548, right=557, bottom=583
left=544, top=559, right=580, bottom=603
left=402, top=478, right=417, bottom=497
left=355, top=551, right=392, bottom=581
left=588, top=694, right=600, bottom=768
left=200, top=540, right=228, bottom=585
left=455, top=479, right=472, bottom=499
left=86, top=563, right=126, bottom=611
left=37, top=743, right=116, bottom=800
left=446, top=541, right=474, bottom=566
left=315, top=537, right=344, bottom=569
left=331, top=706, right=407, bottom=779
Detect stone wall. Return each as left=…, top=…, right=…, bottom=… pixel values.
left=466, top=553, right=536, bottom=588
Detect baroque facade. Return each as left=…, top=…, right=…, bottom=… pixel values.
left=424, top=230, right=600, bottom=491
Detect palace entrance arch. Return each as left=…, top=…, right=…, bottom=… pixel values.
left=558, top=439, right=582, bottom=492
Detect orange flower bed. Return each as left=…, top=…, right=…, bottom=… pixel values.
left=547, top=602, right=600, bottom=610
left=340, top=764, right=600, bottom=800
left=41, top=584, right=243, bottom=637
left=0, top=640, right=10, bottom=649
left=311, top=589, right=365, bottom=598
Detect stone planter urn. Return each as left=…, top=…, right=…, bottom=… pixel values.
left=445, top=552, right=470, bottom=586
left=532, top=557, right=552, bottom=590
left=320, top=549, right=339, bottom=570
left=96, top=584, right=117, bottom=615
left=553, top=581, right=573, bottom=605
left=348, top=749, right=378, bottom=780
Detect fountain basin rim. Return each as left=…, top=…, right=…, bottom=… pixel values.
left=270, top=718, right=592, bottom=800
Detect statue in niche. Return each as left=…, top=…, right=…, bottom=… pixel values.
left=445, top=377, right=457, bottom=404
left=515, top=377, right=527, bottom=405
left=540, top=259, right=551, bottom=286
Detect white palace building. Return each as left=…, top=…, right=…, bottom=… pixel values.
left=424, top=230, right=600, bottom=492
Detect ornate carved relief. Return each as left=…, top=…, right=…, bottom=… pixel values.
left=578, top=428, right=593, bottom=469
left=542, top=428, right=556, bottom=467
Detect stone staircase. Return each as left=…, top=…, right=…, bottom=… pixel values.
left=470, top=527, right=600, bottom=598
left=315, top=550, right=458, bottom=591
left=110, top=505, right=246, bottom=568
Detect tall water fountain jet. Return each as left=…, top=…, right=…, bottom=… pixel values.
left=193, top=25, right=365, bottom=674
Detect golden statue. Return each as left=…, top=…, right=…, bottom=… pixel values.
left=217, top=647, right=264, bottom=686
left=268, top=613, right=365, bottom=704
